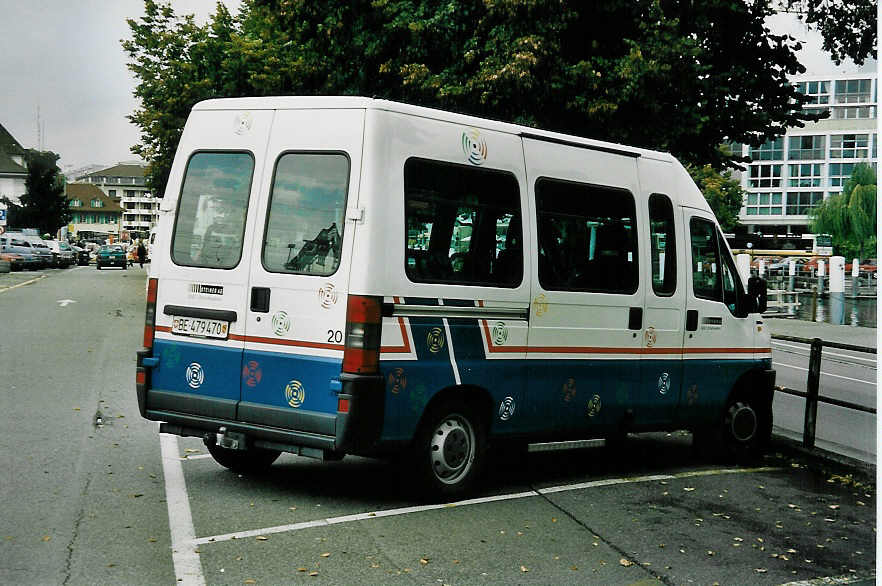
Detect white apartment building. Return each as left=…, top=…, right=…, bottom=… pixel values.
left=75, top=163, right=158, bottom=239
left=732, top=15, right=877, bottom=238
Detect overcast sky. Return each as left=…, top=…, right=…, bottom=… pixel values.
left=0, top=3, right=874, bottom=175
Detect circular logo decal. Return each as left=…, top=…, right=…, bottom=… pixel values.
left=644, top=326, right=657, bottom=348
left=491, top=321, right=509, bottom=345
left=234, top=112, right=253, bottom=135
left=186, top=362, right=204, bottom=389
left=427, top=327, right=445, bottom=353
left=242, top=360, right=262, bottom=388
left=285, top=380, right=305, bottom=408
left=388, top=368, right=407, bottom=394
left=586, top=394, right=602, bottom=417
left=318, top=283, right=338, bottom=309
left=532, top=294, right=549, bottom=317
left=499, top=396, right=516, bottom=421
left=271, top=311, right=291, bottom=336
left=657, top=372, right=671, bottom=395
left=561, top=377, right=577, bottom=402
left=462, top=129, right=488, bottom=165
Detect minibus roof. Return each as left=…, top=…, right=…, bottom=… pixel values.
left=193, top=96, right=675, bottom=163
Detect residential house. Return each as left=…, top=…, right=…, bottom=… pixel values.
left=0, top=123, right=28, bottom=206
left=66, top=183, right=123, bottom=240
left=75, top=163, right=157, bottom=239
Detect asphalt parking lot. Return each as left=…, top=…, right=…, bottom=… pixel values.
left=161, top=431, right=875, bottom=586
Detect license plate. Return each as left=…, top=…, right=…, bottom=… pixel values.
left=171, top=316, right=229, bottom=339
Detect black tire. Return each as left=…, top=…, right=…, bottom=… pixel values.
left=413, top=400, right=486, bottom=500
left=203, top=438, right=281, bottom=474
left=696, top=392, right=772, bottom=463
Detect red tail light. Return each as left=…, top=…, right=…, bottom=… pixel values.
left=342, top=295, right=382, bottom=374
left=143, top=278, right=158, bottom=349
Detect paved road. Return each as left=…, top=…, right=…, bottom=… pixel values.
left=769, top=330, right=876, bottom=463
left=0, top=267, right=875, bottom=585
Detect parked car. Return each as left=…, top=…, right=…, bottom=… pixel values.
left=96, top=244, right=128, bottom=270
left=4, top=231, right=53, bottom=268
left=0, top=236, right=41, bottom=270
left=71, top=244, right=91, bottom=266
left=45, top=240, right=76, bottom=267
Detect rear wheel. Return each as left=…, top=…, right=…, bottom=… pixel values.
left=413, top=401, right=486, bottom=500
left=203, top=438, right=281, bottom=474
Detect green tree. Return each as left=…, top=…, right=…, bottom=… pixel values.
left=687, top=164, right=746, bottom=232
left=810, top=163, right=877, bottom=259
left=126, top=0, right=822, bottom=193
left=1, top=150, right=69, bottom=235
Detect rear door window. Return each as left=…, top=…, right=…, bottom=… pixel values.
left=261, top=153, right=350, bottom=276
left=171, top=152, right=255, bottom=269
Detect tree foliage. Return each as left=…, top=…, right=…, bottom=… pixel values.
left=811, top=163, right=877, bottom=259
left=687, top=164, right=746, bottom=232
left=125, top=0, right=824, bottom=195
left=1, top=150, right=69, bottom=235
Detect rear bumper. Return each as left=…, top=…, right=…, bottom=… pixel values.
left=137, top=348, right=387, bottom=456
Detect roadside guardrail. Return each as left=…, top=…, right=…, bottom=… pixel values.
left=771, top=334, right=876, bottom=450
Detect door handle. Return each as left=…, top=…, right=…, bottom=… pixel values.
left=628, top=307, right=642, bottom=330
left=251, top=287, right=270, bottom=313
left=686, top=309, right=698, bottom=332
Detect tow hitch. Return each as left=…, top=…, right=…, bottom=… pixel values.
left=216, top=427, right=246, bottom=450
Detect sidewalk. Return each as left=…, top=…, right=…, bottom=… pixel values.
left=765, top=317, right=877, bottom=349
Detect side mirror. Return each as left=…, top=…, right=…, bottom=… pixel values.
left=747, top=276, right=767, bottom=314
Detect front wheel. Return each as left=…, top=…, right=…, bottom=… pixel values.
left=203, top=439, right=281, bottom=474
left=413, top=401, right=486, bottom=500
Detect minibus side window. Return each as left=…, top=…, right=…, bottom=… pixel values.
left=171, top=152, right=254, bottom=269
left=689, top=218, right=721, bottom=302
left=404, top=158, right=522, bottom=287
left=535, top=178, right=638, bottom=294
left=648, top=193, right=676, bottom=296
left=262, top=153, right=349, bottom=276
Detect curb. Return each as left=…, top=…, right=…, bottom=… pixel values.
left=771, top=434, right=876, bottom=479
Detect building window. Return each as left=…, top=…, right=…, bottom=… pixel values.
left=785, top=192, right=824, bottom=215
left=90, top=199, right=104, bottom=208
left=745, top=192, right=782, bottom=216
left=788, top=163, right=823, bottom=187
left=830, top=134, right=869, bottom=159
left=829, top=163, right=857, bottom=189
left=124, top=190, right=135, bottom=197
left=749, top=138, right=784, bottom=161
left=69, top=199, right=82, bottom=207
left=108, top=189, right=116, bottom=197
left=748, top=164, right=782, bottom=188
left=834, top=79, right=872, bottom=104
left=833, top=105, right=875, bottom=119
left=796, top=80, right=830, bottom=105
left=788, top=135, right=825, bottom=160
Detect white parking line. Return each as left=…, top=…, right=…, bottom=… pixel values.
left=191, top=466, right=780, bottom=546
left=160, top=433, right=206, bottom=586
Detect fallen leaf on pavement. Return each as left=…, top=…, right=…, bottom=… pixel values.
left=520, top=565, right=529, bottom=573
left=320, top=553, right=331, bottom=558
left=256, top=536, right=268, bottom=541
left=620, top=559, right=633, bottom=567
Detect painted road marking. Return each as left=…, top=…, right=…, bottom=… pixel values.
left=190, top=466, right=781, bottom=546
left=160, top=433, right=206, bottom=586
left=775, top=362, right=876, bottom=386
left=0, top=274, right=46, bottom=293
left=773, top=341, right=876, bottom=368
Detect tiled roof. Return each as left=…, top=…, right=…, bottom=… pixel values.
left=65, top=183, right=124, bottom=213
left=0, top=123, right=26, bottom=156
left=0, top=151, right=26, bottom=174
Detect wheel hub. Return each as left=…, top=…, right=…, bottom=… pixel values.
left=430, top=415, right=475, bottom=484
left=727, top=402, right=758, bottom=443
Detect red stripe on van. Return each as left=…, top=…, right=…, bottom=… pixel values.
left=381, top=297, right=412, bottom=354
left=242, top=335, right=344, bottom=350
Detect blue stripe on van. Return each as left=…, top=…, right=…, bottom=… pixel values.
left=151, top=338, right=242, bottom=403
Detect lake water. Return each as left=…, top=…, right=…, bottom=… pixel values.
left=790, top=293, right=876, bottom=327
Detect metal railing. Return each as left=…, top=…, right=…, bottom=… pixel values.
left=771, top=334, right=876, bottom=449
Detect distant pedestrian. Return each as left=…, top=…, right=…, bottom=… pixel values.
left=137, top=240, right=147, bottom=269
